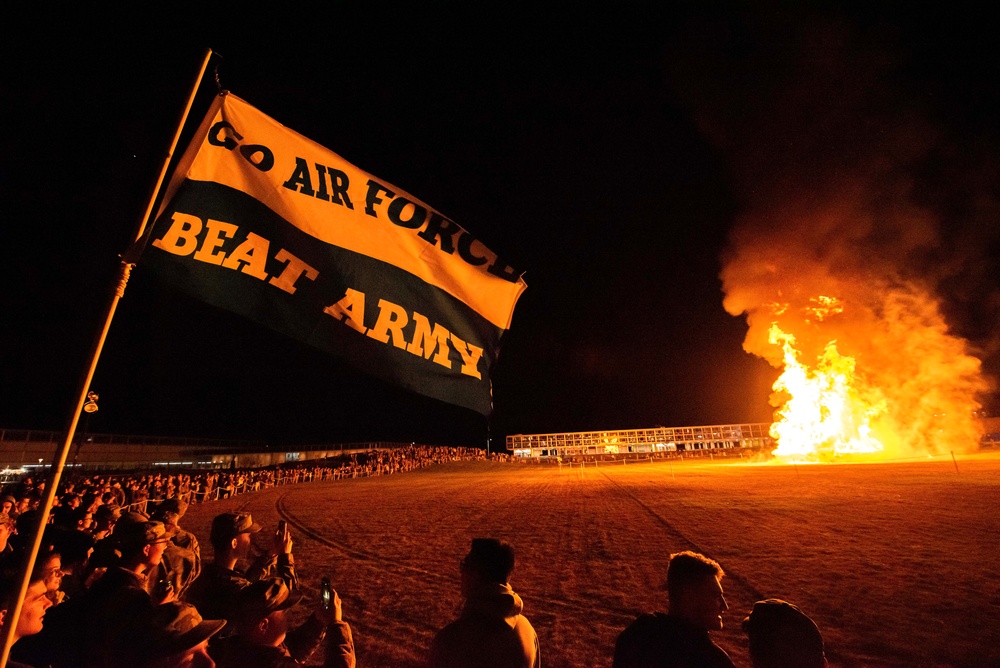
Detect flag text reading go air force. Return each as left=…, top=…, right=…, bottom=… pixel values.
left=144, top=92, right=527, bottom=415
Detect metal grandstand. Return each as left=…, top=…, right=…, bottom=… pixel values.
left=506, top=423, right=773, bottom=458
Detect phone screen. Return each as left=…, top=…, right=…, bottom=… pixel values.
left=278, top=520, right=287, bottom=534
left=321, top=577, right=332, bottom=610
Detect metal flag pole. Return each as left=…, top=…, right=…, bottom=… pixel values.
left=0, top=48, right=215, bottom=666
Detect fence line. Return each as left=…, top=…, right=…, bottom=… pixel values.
left=98, top=448, right=510, bottom=516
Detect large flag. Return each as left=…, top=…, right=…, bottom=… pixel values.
left=140, top=93, right=526, bottom=415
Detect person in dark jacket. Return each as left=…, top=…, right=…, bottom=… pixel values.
left=743, top=599, right=827, bottom=668
left=150, top=497, right=201, bottom=600
left=613, top=550, right=735, bottom=668
left=12, top=518, right=172, bottom=668
left=429, top=538, right=540, bottom=668
left=183, top=512, right=295, bottom=628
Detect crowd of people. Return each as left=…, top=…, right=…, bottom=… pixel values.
left=0, top=445, right=827, bottom=667
left=1, top=446, right=508, bottom=521
left=429, top=542, right=826, bottom=668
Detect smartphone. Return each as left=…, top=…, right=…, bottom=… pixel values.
left=156, top=577, right=173, bottom=601
left=320, top=577, right=332, bottom=610
left=278, top=519, right=287, bottom=535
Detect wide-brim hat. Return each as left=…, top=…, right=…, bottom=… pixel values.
left=235, top=577, right=303, bottom=623
left=135, top=602, right=226, bottom=659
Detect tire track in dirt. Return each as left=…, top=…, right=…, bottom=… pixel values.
left=520, top=465, right=644, bottom=625
left=273, top=479, right=640, bottom=626
left=273, top=488, right=445, bottom=654
left=595, top=466, right=765, bottom=603
left=276, top=489, right=447, bottom=583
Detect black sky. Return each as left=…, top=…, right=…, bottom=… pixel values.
left=2, top=3, right=998, bottom=448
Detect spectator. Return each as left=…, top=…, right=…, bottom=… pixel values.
left=0, top=563, right=53, bottom=667
left=211, top=577, right=354, bottom=668
left=15, top=519, right=172, bottom=667
left=742, top=599, right=827, bottom=668
left=117, top=601, right=226, bottom=668
left=613, top=550, right=735, bottom=668
left=13, top=510, right=41, bottom=553
left=429, top=538, right=540, bottom=668
left=107, top=481, right=127, bottom=508
left=91, top=503, right=121, bottom=542
left=183, top=512, right=295, bottom=626
left=52, top=505, right=94, bottom=533
left=15, top=495, right=33, bottom=518
left=151, top=497, right=202, bottom=599
left=61, top=493, right=81, bottom=511
left=0, top=511, right=15, bottom=559
left=42, top=527, right=95, bottom=600
left=31, top=546, right=65, bottom=605
left=88, top=510, right=148, bottom=583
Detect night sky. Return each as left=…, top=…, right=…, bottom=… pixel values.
left=3, top=4, right=998, bottom=448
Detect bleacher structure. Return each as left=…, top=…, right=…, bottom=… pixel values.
left=505, top=423, right=773, bottom=459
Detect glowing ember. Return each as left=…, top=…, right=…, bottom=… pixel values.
left=768, top=323, right=886, bottom=460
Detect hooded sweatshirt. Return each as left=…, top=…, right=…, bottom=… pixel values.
left=429, top=582, right=541, bottom=668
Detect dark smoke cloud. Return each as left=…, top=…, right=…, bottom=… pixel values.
left=662, top=5, right=1000, bottom=450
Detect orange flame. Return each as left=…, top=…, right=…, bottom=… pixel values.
left=768, top=322, right=886, bottom=460
left=718, top=181, right=990, bottom=461
left=731, top=284, right=989, bottom=461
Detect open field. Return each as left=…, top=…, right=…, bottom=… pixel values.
left=180, top=453, right=1000, bottom=667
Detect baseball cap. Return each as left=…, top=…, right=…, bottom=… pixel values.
left=116, top=520, right=169, bottom=549
left=743, top=599, right=825, bottom=668
left=235, top=578, right=303, bottom=623
left=210, top=512, right=261, bottom=544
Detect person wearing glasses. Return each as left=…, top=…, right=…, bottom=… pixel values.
left=12, top=518, right=172, bottom=667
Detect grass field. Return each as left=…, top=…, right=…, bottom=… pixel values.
left=180, top=453, right=1000, bottom=667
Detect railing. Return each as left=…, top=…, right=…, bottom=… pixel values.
left=0, top=428, right=437, bottom=471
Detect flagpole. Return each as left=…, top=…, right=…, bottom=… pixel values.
left=0, top=48, right=215, bottom=667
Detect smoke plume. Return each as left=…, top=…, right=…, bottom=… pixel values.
left=666, top=8, right=998, bottom=455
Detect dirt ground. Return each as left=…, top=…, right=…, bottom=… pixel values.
left=180, top=452, right=1000, bottom=667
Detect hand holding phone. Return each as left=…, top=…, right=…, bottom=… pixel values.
left=318, top=578, right=343, bottom=622
left=321, top=577, right=332, bottom=610
left=274, top=519, right=292, bottom=555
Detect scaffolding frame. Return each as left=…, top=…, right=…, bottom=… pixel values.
left=506, top=423, right=773, bottom=458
